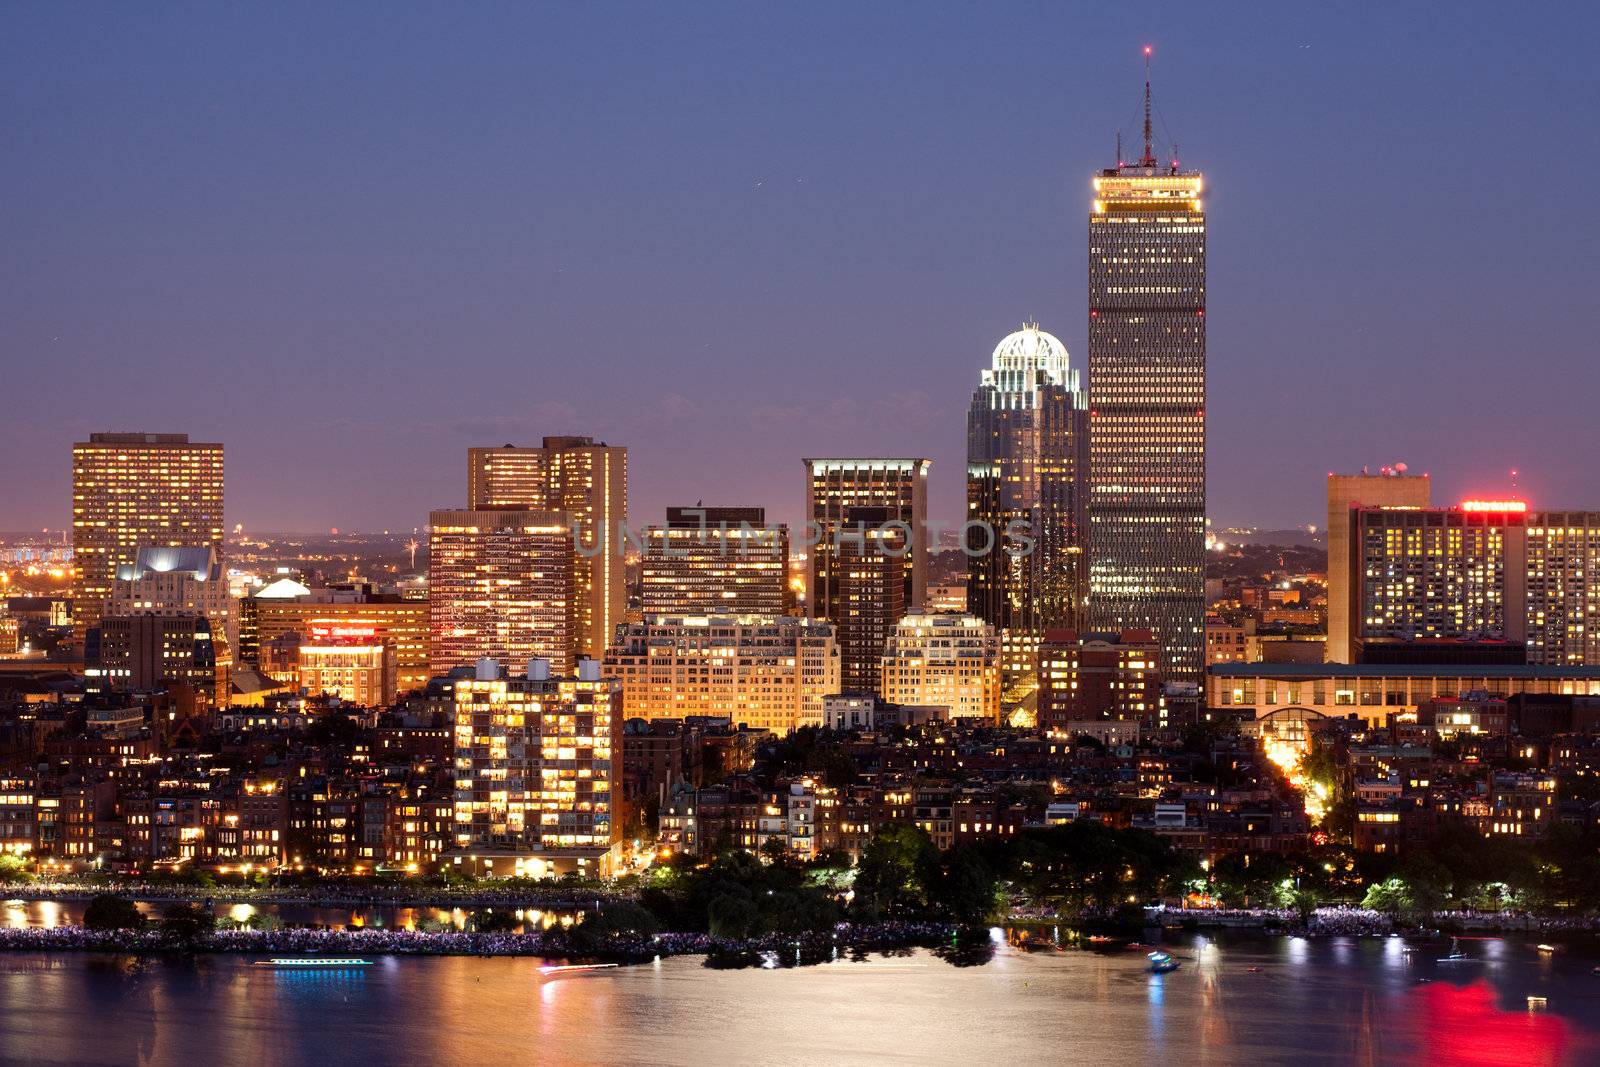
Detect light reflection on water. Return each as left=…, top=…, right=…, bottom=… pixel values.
left=2, top=899, right=581, bottom=932
left=1, top=935, right=1598, bottom=1065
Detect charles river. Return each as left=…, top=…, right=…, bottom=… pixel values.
left=2, top=901, right=1598, bottom=1065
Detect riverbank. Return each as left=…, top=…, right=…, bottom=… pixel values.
left=0, top=879, right=620, bottom=909
left=0, top=920, right=953, bottom=963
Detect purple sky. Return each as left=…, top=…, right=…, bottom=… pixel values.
left=4, top=3, right=1597, bottom=536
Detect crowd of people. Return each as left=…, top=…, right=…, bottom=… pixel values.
left=0, top=918, right=955, bottom=963
left=0, top=878, right=615, bottom=909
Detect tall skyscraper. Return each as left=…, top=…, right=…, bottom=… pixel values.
left=467, top=437, right=626, bottom=658
left=1327, top=469, right=1432, bottom=662
left=967, top=322, right=1090, bottom=693
left=71, top=433, right=224, bottom=637
left=1086, top=60, right=1207, bottom=680
left=835, top=507, right=906, bottom=693
left=640, top=506, right=788, bottom=619
left=427, top=508, right=574, bottom=675
left=804, top=458, right=929, bottom=626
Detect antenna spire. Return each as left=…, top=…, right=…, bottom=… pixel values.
left=1115, top=130, right=1123, bottom=168
left=1141, top=46, right=1156, bottom=167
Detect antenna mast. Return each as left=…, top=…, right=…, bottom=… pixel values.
left=1140, top=46, right=1157, bottom=167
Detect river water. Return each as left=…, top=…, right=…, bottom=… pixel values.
left=2, top=930, right=1598, bottom=1066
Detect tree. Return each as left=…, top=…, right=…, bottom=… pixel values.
left=851, top=824, right=939, bottom=920
left=83, top=895, right=146, bottom=931
left=0, top=854, right=30, bottom=882
left=470, top=908, right=521, bottom=933
left=930, top=846, right=1000, bottom=925
left=159, top=902, right=216, bottom=944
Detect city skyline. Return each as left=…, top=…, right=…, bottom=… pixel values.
left=5, top=4, right=1596, bottom=535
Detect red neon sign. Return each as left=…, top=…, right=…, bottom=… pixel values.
left=1460, top=500, right=1527, bottom=513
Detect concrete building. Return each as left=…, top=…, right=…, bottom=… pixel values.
left=1526, top=512, right=1600, bottom=666
left=450, top=658, right=620, bottom=878
left=251, top=585, right=430, bottom=693
left=71, top=433, right=224, bottom=637
left=604, top=616, right=839, bottom=735
left=297, top=631, right=398, bottom=707
left=880, top=614, right=1001, bottom=722
left=1326, top=470, right=1432, bottom=663
left=428, top=508, right=574, bottom=675
left=640, top=506, right=787, bottom=619
left=467, top=438, right=626, bottom=660
left=834, top=507, right=906, bottom=694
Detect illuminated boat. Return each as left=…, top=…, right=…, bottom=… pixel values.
left=1436, top=938, right=1477, bottom=964
left=256, top=958, right=373, bottom=968
left=1147, top=951, right=1180, bottom=974
left=537, top=963, right=619, bottom=978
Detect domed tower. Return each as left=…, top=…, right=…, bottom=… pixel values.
left=966, top=322, right=1089, bottom=697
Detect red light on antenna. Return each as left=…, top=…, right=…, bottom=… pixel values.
left=1143, top=45, right=1152, bottom=55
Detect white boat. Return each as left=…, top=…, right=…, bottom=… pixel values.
left=256, top=958, right=373, bottom=968
left=1437, top=938, right=1477, bottom=964
left=537, top=963, right=619, bottom=978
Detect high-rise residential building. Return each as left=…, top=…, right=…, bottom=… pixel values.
left=804, top=458, right=929, bottom=625
left=880, top=614, right=1002, bottom=722
left=71, top=433, right=224, bottom=636
left=1349, top=501, right=1527, bottom=655
left=452, top=658, right=620, bottom=878
left=1327, top=470, right=1432, bottom=662
left=1086, top=65, right=1206, bottom=681
left=640, top=506, right=787, bottom=619
left=467, top=438, right=626, bottom=659
left=604, top=615, right=840, bottom=735
left=835, top=507, right=906, bottom=693
left=1526, top=512, right=1600, bottom=666
left=86, top=615, right=229, bottom=707
left=249, top=584, right=431, bottom=693
left=966, top=322, right=1090, bottom=693
left=428, top=508, right=574, bottom=675
left=1036, top=628, right=1164, bottom=732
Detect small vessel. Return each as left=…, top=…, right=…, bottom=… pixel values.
left=1246, top=966, right=1264, bottom=973
left=1086, top=935, right=1117, bottom=945
left=256, top=958, right=372, bottom=968
left=1437, top=938, right=1476, bottom=964
left=1537, top=944, right=1559, bottom=954
left=537, top=963, right=619, bottom=977
left=1017, top=936, right=1061, bottom=953
left=1528, top=995, right=1548, bottom=1012
left=1148, top=951, right=1180, bottom=975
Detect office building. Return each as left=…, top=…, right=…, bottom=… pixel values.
left=451, top=658, right=620, bottom=877
left=804, top=458, right=929, bottom=624
left=1327, top=470, right=1432, bottom=662
left=71, top=433, right=224, bottom=636
left=86, top=615, right=229, bottom=707
left=107, top=545, right=235, bottom=654
left=640, top=506, right=787, bottom=618
left=467, top=438, right=626, bottom=659
left=834, top=507, right=906, bottom=693
left=880, top=614, right=1001, bottom=722
left=604, top=615, right=839, bottom=735
left=967, top=322, right=1089, bottom=694
left=1086, top=69, right=1206, bottom=681
left=428, top=508, right=574, bottom=675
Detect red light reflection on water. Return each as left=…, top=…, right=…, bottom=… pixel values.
left=1414, top=980, right=1581, bottom=1067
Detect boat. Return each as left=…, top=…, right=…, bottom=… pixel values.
left=1017, top=936, right=1061, bottom=953
left=537, top=963, right=620, bottom=978
left=256, top=958, right=373, bottom=969
left=1437, top=938, right=1477, bottom=964
left=1537, top=943, right=1559, bottom=954
left=1147, top=951, right=1180, bottom=975
left=1086, top=935, right=1117, bottom=945
left=1245, top=966, right=1264, bottom=973
left=1528, top=995, right=1548, bottom=1012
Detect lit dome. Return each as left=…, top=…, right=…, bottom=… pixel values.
left=983, top=321, right=1075, bottom=391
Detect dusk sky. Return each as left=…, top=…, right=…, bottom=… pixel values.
left=4, top=2, right=1597, bottom=536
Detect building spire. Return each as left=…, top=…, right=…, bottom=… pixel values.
left=1141, top=45, right=1157, bottom=167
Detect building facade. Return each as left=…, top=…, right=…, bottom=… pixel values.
left=966, top=322, right=1089, bottom=694
left=640, top=506, right=787, bottom=619
left=251, top=588, right=430, bottom=693
left=466, top=438, right=626, bottom=660
left=880, top=614, right=1001, bottom=722
left=804, top=458, right=929, bottom=624
left=71, top=433, right=224, bottom=637
left=1326, top=470, right=1432, bottom=663
left=1526, top=512, right=1600, bottom=667
left=1086, top=132, right=1207, bottom=681
left=834, top=507, right=906, bottom=694
left=451, top=658, right=620, bottom=875
left=1037, top=628, right=1164, bottom=730
left=604, top=616, right=839, bottom=735
left=428, top=508, right=574, bottom=675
